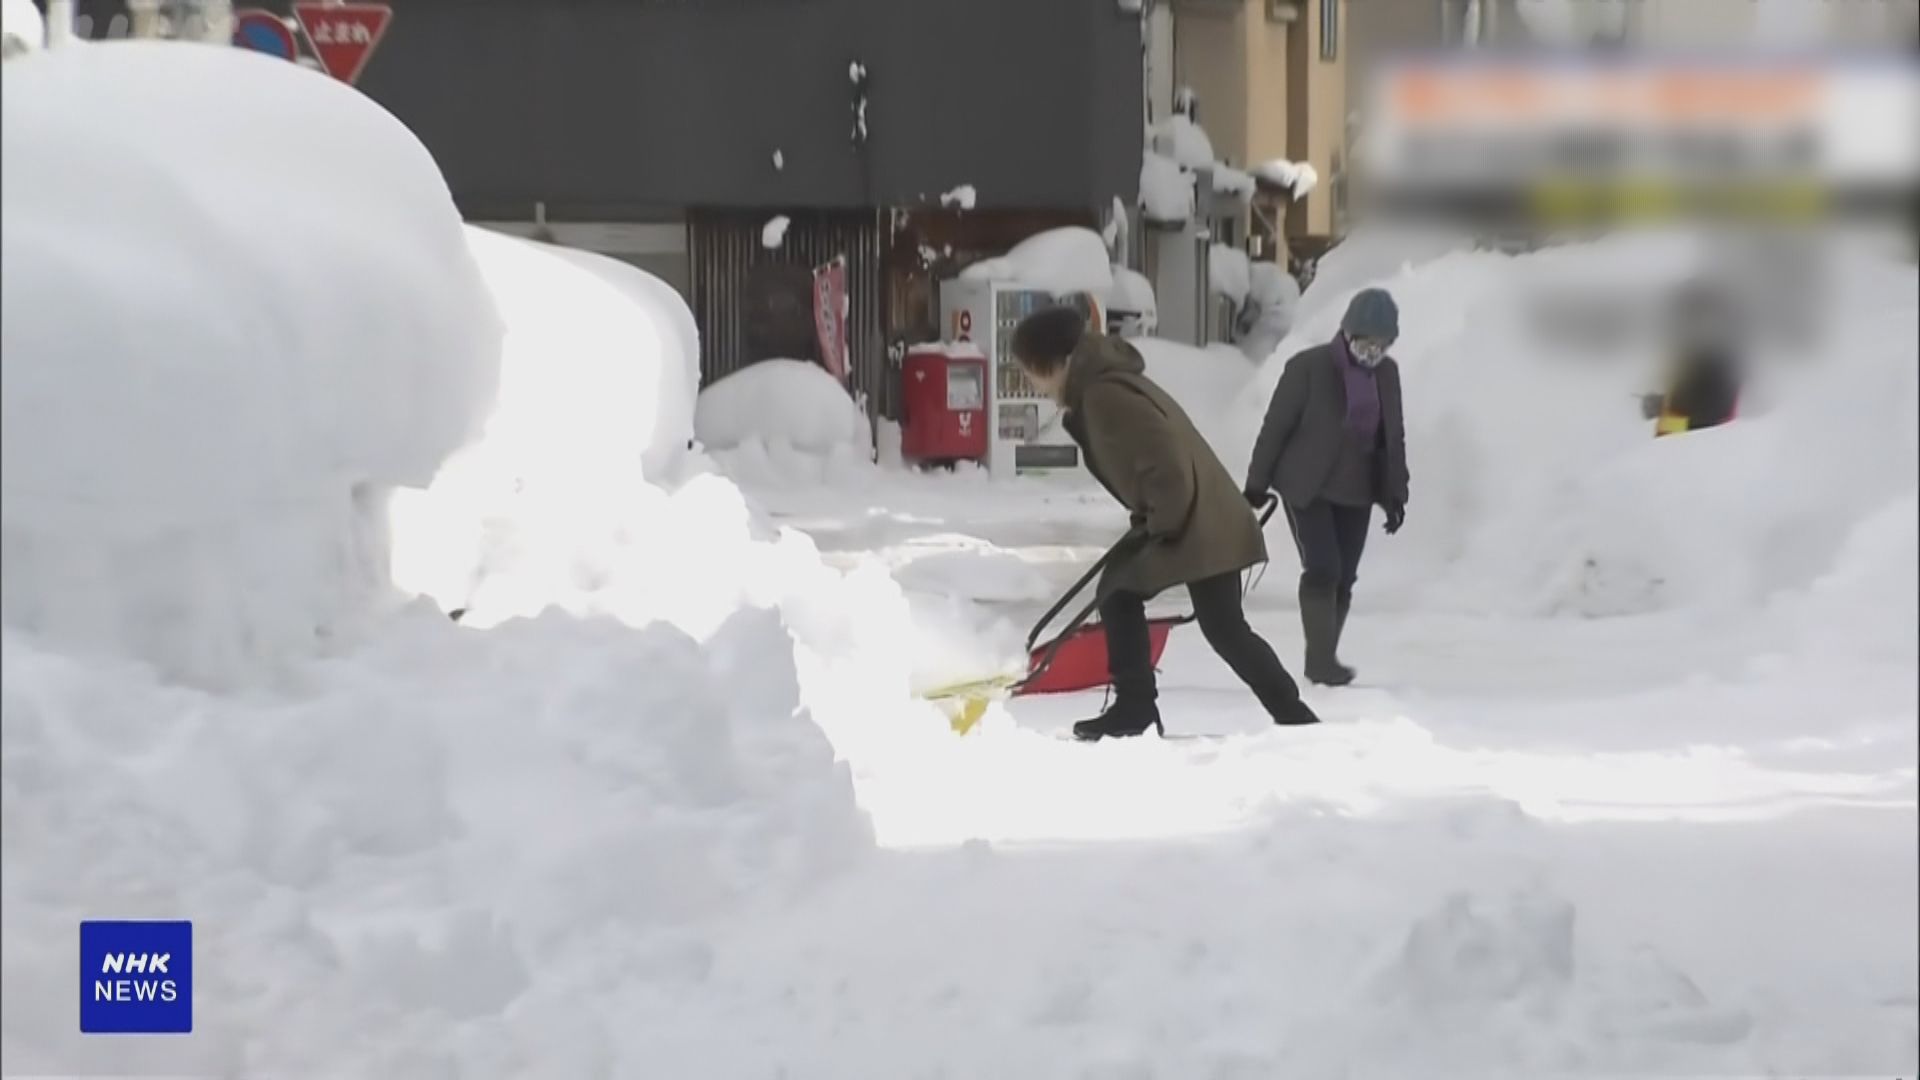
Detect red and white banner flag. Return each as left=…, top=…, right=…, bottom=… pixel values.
left=812, top=257, right=849, bottom=384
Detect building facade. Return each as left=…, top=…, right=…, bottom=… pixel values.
left=1151, top=0, right=1348, bottom=247
left=70, top=0, right=1145, bottom=418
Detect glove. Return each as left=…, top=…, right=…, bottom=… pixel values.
left=1243, top=489, right=1268, bottom=509
left=1382, top=502, right=1406, bottom=536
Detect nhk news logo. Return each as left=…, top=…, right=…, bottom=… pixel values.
left=79, top=920, right=192, bottom=1034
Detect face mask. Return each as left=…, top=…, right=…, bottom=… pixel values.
left=1348, top=337, right=1389, bottom=368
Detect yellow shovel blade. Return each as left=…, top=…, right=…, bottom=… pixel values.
left=951, top=695, right=995, bottom=736
left=922, top=668, right=1021, bottom=735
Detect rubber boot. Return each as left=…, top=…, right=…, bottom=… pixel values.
left=1299, top=581, right=1356, bottom=687
left=1332, top=589, right=1359, bottom=685
left=1269, top=695, right=1322, bottom=727
left=1072, top=697, right=1164, bottom=742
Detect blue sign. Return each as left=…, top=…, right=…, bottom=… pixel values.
left=79, top=921, right=193, bottom=1035
left=233, top=9, right=297, bottom=61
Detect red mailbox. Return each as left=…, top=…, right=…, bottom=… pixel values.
left=900, top=345, right=989, bottom=465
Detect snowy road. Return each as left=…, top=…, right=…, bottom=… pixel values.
left=6, top=41, right=1914, bottom=1080
left=738, top=471, right=1918, bottom=1078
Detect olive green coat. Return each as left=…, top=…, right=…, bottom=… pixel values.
left=1060, top=335, right=1268, bottom=598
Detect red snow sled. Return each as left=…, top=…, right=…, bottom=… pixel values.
left=1018, top=615, right=1186, bottom=695
left=1013, top=497, right=1277, bottom=697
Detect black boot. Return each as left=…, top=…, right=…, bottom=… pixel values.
left=1332, top=589, right=1359, bottom=684
left=1072, top=697, right=1164, bottom=742
left=1271, top=697, right=1322, bottom=726
left=1299, top=582, right=1356, bottom=687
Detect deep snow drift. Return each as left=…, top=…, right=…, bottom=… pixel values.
left=3, top=38, right=1914, bottom=1080
left=1226, top=231, right=1920, bottom=623
left=0, top=40, right=929, bottom=1078
left=0, top=41, right=500, bottom=688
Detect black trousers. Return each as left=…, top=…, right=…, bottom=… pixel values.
left=1098, top=570, right=1301, bottom=710
left=1285, top=500, right=1371, bottom=599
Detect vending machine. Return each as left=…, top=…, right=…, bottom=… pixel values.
left=938, top=279, right=1099, bottom=480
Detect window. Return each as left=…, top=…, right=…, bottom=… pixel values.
left=1319, top=0, right=1337, bottom=60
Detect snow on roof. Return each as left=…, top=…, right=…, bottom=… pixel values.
left=772, top=148, right=784, bottom=171
left=1140, top=150, right=1195, bottom=225
left=1212, top=163, right=1257, bottom=200
left=957, top=226, right=1114, bottom=296
left=1255, top=159, right=1319, bottom=199
left=940, top=184, right=977, bottom=210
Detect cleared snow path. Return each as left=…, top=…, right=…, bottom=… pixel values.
left=730, top=469, right=1917, bottom=1080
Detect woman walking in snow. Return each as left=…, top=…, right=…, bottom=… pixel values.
left=1244, top=287, right=1410, bottom=687
left=1009, top=307, right=1321, bottom=741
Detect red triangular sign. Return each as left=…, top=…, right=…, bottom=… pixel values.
left=292, top=2, right=392, bottom=85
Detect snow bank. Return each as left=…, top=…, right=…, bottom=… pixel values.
left=548, top=245, right=700, bottom=435
left=695, top=359, right=872, bottom=458
left=1297, top=226, right=1472, bottom=321
left=0, top=39, right=1001, bottom=1077
left=1135, top=338, right=1257, bottom=460
left=958, top=226, right=1114, bottom=296
left=1234, top=261, right=1302, bottom=362
left=1209, top=243, right=1252, bottom=305
left=0, top=572, right=875, bottom=1077
left=1249, top=260, right=1302, bottom=312
left=0, top=42, right=499, bottom=687
left=1141, top=150, right=1196, bottom=224
left=471, top=231, right=699, bottom=482
left=1222, top=232, right=1920, bottom=622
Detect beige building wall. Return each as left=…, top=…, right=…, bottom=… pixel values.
left=1172, top=2, right=1250, bottom=165
left=1171, top=0, right=1347, bottom=240
left=1286, top=0, right=1346, bottom=236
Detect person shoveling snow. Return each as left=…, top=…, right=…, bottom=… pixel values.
left=1003, top=307, right=1322, bottom=739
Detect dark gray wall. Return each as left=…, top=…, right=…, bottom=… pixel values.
left=339, top=0, right=1145, bottom=217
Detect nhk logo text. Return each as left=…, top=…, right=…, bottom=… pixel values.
left=79, top=920, right=193, bottom=1034
left=95, top=951, right=180, bottom=1003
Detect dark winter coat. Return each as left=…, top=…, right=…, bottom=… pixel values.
left=1246, top=342, right=1410, bottom=510
left=1061, top=335, right=1268, bottom=598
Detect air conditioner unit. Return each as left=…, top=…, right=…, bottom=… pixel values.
left=1266, top=0, right=1301, bottom=22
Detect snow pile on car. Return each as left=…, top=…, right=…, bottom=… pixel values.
left=1, top=41, right=500, bottom=688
